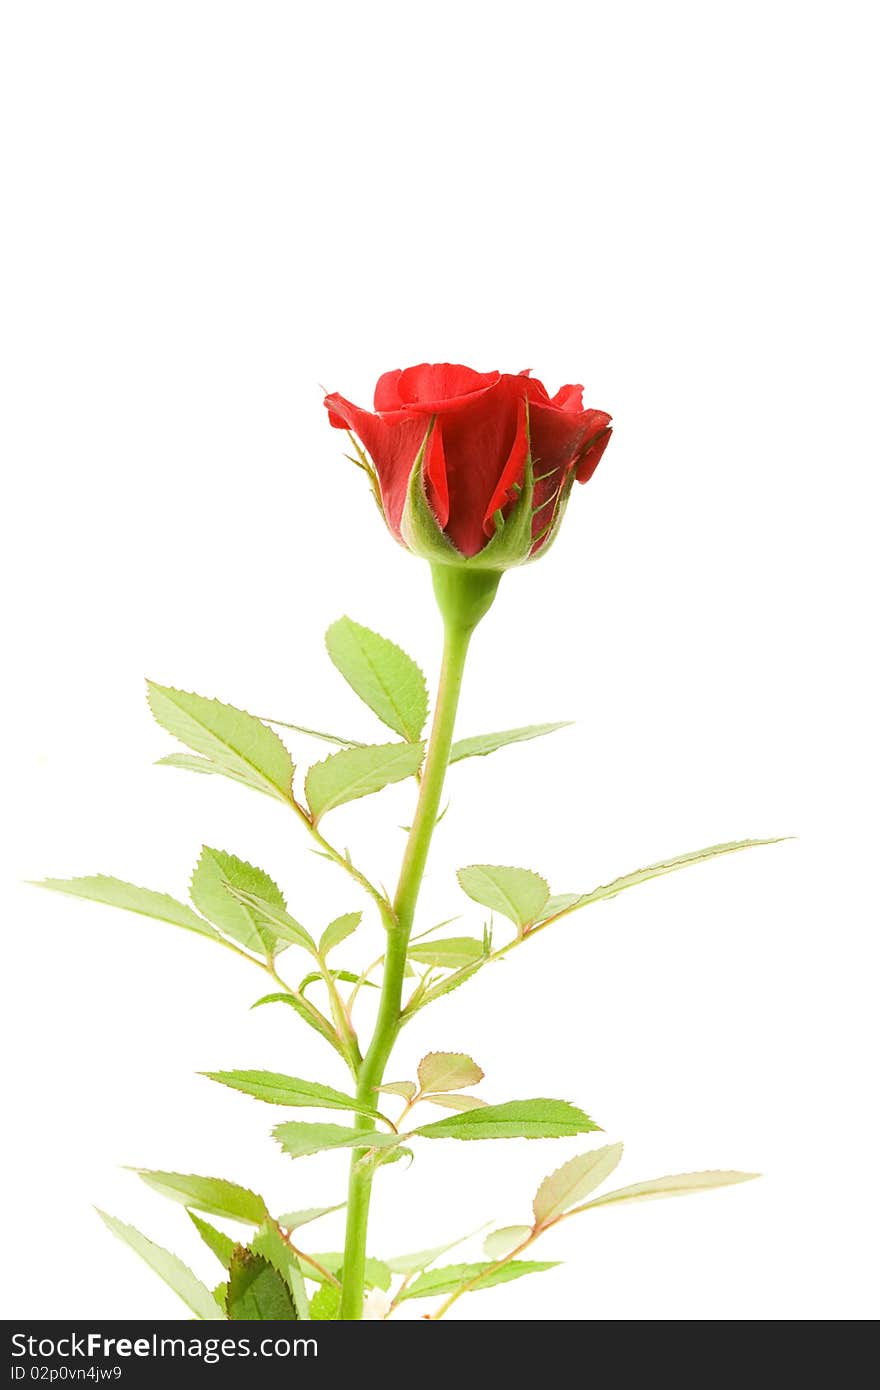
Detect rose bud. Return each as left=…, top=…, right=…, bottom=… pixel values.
left=324, top=364, right=612, bottom=572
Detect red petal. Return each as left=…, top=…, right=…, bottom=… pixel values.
left=424, top=422, right=450, bottom=528
left=483, top=397, right=529, bottom=535
left=529, top=463, right=568, bottom=556
left=395, top=363, right=501, bottom=414
left=323, top=391, right=426, bottom=540
left=431, top=377, right=523, bottom=556
left=575, top=420, right=612, bottom=482
left=525, top=403, right=612, bottom=550
left=551, top=383, right=584, bottom=411
left=518, top=374, right=551, bottom=404
left=530, top=403, right=610, bottom=483
left=374, top=370, right=404, bottom=412
left=326, top=400, right=352, bottom=429
left=326, top=371, right=611, bottom=560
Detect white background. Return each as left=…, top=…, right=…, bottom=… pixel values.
left=2, top=1, right=877, bottom=1322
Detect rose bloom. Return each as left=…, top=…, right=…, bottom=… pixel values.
left=324, top=363, right=611, bottom=563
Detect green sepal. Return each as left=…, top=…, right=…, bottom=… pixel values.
left=527, top=462, right=577, bottom=560
left=398, top=423, right=463, bottom=564
left=399, top=409, right=539, bottom=575
left=464, top=420, right=535, bottom=572
left=527, top=425, right=610, bottom=562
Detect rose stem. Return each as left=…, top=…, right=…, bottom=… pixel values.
left=338, top=566, right=500, bottom=1319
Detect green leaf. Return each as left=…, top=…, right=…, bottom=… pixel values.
left=408, top=937, right=485, bottom=969
left=155, top=752, right=223, bottom=776
left=251, top=1221, right=309, bottom=1316
left=457, top=864, right=549, bottom=928
left=187, top=1211, right=236, bottom=1267
left=250, top=993, right=349, bottom=1064
left=203, top=1069, right=380, bottom=1119
left=424, top=1094, right=488, bottom=1112
left=226, top=888, right=315, bottom=953
left=133, top=1171, right=267, bottom=1224
left=579, top=1170, right=760, bottom=1211
left=309, top=1282, right=341, bottom=1319
left=156, top=752, right=274, bottom=798
left=374, top=1144, right=413, bottom=1169
left=400, top=1260, right=557, bottom=1301
left=407, top=958, right=488, bottom=1013
left=307, top=1253, right=391, bottom=1291
left=300, top=968, right=371, bottom=992
left=535, top=892, right=586, bottom=919
left=273, top=1123, right=401, bottom=1160
left=97, top=1210, right=223, bottom=1320
left=35, top=875, right=218, bottom=940
left=385, top=1228, right=482, bottom=1275
left=410, top=914, right=462, bottom=942
left=416, top=1099, right=598, bottom=1142
left=326, top=616, right=428, bottom=742
left=146, top=682, right=294, bottom=803
left=260, top=718, right=366, bottom=749
left=226, top=1248, right=298, bottom=1320
left=533, top=1143, right=625, bottom=1226
left=417, top=1052, right=484, bottom=1094
left=305, top=742, right=425, bottom=821
left=449, top=722, right=571, bottom=765
left=278, top=1204, right=345, bottom=1231
left=189, top=848, right=295, bottom=957
left=483, top=1226, right=532, bottom=1259
left=377, top=1081, right=417, bottom=1101
left=541, top=838, right=788, bottom=922
left=287, top=1262, right=311, bottom=1320
left=319, top=912, right=362, bottom=957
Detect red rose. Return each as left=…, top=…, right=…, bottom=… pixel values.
left=324, top=363, right=611, bottom=566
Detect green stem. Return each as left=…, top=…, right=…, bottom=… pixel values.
left=338, top=566, right=499, bottom=1319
